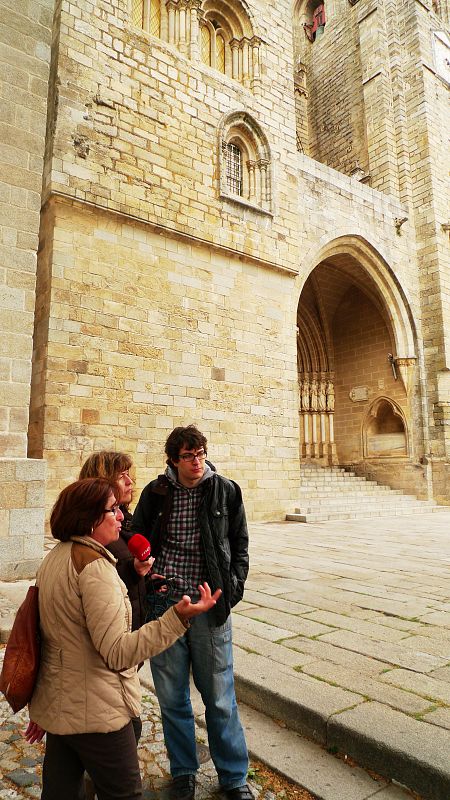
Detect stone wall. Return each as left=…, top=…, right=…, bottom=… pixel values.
left=0, top=458, right=47, bottom=580
left=29, top=198, right=301, bottom=520
left=0, top=0, right=52, bottom=576
left=42, top=0, right=300, bottom=270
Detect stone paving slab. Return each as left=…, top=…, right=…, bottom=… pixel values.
left=243, top=589, right=316, bottom=615
left=380, top=668, right=450, bottom=704
left=238, top=607, right=334, bottom=638
left=317, top=629, right=448, bottom=672
left=304, top=610, right=411, bottom=643
left=429, top=665, right=450, bottom=682
left=232, top=614, right=297, bottom=643
left=421, top=708, right=450, bottom=730
left=300, top=661, right=433, bottom=715
left=282, top=637, right=394, bottom=675
left=277, top=591, right=388, bottom=621
left=327, top=702, right=450, bottom=800
left=232, top=629, right=318, bottom=668
left=390, top=633, right=450, bottom=664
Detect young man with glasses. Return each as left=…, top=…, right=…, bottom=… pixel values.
left=131, top=425, right=251, bottom=800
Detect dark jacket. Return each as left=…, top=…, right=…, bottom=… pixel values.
left=131, top=472, right=249, bottom=626
left=107, top=509, right=147, bottom=631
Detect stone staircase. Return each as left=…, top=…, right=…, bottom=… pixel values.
left=287, top=464, right=445, bottom=522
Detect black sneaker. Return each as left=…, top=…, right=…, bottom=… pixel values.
left=169, top=775, right=196, bottom=800
left=224, top=786, right=254, bottom=800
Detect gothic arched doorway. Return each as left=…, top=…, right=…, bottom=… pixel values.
left=297, top=239, right=418, bottom=482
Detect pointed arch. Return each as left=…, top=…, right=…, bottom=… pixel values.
left=296, top=235, right=417, bottom=359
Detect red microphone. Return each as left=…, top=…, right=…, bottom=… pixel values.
left=128, top=534, right=151, bottom=562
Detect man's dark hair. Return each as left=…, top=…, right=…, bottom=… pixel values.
left=50, top=478, right=117, bottom=541
left=165, top=425, right=208, bottom=464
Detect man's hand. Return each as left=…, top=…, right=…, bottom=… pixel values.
left=22, top=719, right=46, bottom=744
left=134, top=556, right=154, bottom=577
left=149, top=572, right=168, bottom=592
left=174, top=582, right=222, bottom=624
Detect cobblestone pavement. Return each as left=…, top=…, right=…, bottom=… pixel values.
left=0, top=690, right=225, bottom=800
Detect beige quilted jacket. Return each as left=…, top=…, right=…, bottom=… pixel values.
left=30, top=535, right=186, bottom=734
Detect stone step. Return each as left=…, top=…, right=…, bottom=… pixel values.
left=287, top=506, right=446, bottom=522
left=294, top=496, right=435, bottom=510
left=297, top=486, right=404, bottom=495
left=299, top=476, right=379, bottom=485
left=288, top=464, right=444, bottom=522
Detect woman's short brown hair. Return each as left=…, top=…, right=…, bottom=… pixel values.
left=79, top=451, right=133, bottom=509
left=79, top=451, right=133, bottom=482
left=50, top=478, right=117, bottom=542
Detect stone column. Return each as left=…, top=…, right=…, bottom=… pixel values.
left=242, top=37, right=250, bottom=86
left=167, top=0, right=176, bottom=44
left=188, top=0, right=202, bottom=59
left=247, top=160, right=256, bottom=202
left=250, top=36, right=261, bottom=92
left=230, top=38, right=240, bottom=80
left=179, top=2, right=187, bottom=52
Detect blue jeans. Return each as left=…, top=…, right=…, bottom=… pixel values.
left=150, top=611, right=248, bottom=789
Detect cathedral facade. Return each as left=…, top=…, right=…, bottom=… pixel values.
left=0, top=0, right=449, bottom=576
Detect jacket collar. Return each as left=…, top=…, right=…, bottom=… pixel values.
left=70, top=535, right=117, bottom=566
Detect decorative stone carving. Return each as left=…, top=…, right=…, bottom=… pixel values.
left=301, top=379, right=310, bottom=411
left=318, top=379, right=327, bottom=411
left=326, top=380, right=335, bottom=411
left=395, top=357, right=416, bottom=396
left=310, top=378, right=318, bottom=411
left=349, top=386, right=369, bottom=402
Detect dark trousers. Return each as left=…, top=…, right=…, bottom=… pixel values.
left=41, top=720, right=142, bottom=800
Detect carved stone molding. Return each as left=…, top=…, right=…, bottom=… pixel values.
left=395, top=357, right=417, bottom=395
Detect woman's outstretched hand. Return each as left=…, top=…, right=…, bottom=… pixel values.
left=22, top=719, right=46, bottom=744
left=174, top=582, right=222, bottom=625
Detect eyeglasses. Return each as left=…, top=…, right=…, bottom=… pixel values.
left=104, top=504, right=121, bottom=516
left=178, top=449, right=207, bottom=463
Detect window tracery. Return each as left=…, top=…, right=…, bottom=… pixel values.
left=219, top=112, right=272, bottom=214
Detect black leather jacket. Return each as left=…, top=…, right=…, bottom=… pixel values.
left=130, top=472, right=249, bottom=626
left=107, top=509, right=147, bottom=631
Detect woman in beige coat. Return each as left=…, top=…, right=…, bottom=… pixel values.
left=26, top=477, right=220, bottom=800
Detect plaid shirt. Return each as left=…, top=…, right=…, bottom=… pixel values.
left=152, top=471, right=209, bottom=601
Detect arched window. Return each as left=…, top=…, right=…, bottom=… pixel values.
left=129, top=0, right=261, bottom=88
left=198, top=2, right=260, bottom=86
left=219, top=111, right=273, bottom=214
left=131, top=0, right=161, bottom=38
left=216, top=34, right=226, bottom=73
left=199, top=21, right=229, bottom=73
left=226, top=143, right=243, bottom=195
left=149, top=0, right=161, bottom=37
left=201, top=24, right=212, bottom=65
